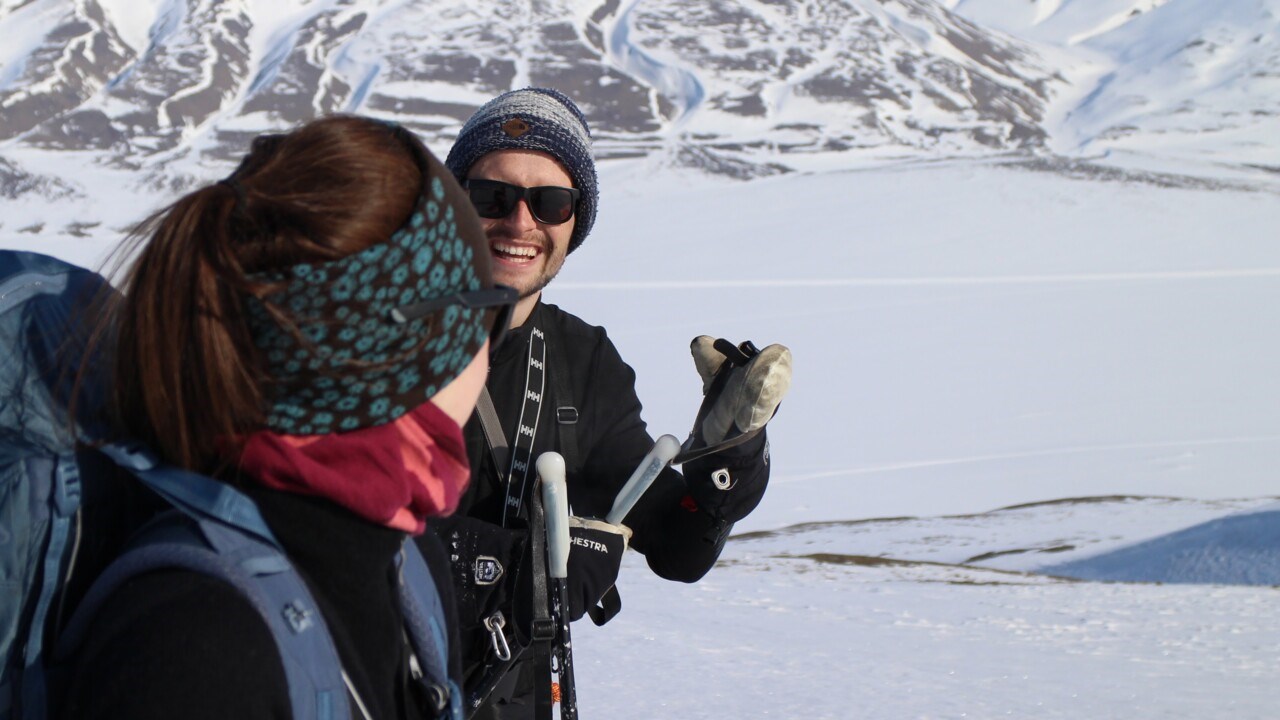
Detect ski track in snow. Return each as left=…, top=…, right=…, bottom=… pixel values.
left=556, top=267, right=1280, bottom=291
left=776, top=434, right=1280, bottom=484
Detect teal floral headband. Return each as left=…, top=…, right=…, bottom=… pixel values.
left=244, top=129, right=493, bottom=435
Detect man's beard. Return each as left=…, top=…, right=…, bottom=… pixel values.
left=492, top=229, right=566, bottom=300
left=518, top=252, right=564, bottom=299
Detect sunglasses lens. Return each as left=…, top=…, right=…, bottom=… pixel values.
left=467, top=181, right=576, bottom=225
left=468, top=181, right=517, bottom=219
left=530, top=187, right=576, bottom=225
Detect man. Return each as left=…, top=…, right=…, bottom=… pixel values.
left=426, top=87, right=790, bottom=719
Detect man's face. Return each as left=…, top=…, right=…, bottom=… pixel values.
left=466, top=149, right=577, bottom=300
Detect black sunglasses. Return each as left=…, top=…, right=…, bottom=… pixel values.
left=389, top=285, right=518, bottom=355
left=466, top=179, right=580, bottom=225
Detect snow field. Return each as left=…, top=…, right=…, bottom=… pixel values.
left=574, top=543, right=1279, bottom=719
left=552, top=160, right=1280, bottom=528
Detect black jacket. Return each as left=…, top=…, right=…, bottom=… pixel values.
left=432, top=301, right=770, bottom=706
left=58, top=483, right=462, bottom=720
left=456, top=301, right=769, bottom=575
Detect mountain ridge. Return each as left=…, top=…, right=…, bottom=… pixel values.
left=1, top=0, right=1276, bottom=228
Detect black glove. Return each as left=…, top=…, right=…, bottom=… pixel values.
left=680, top=336, right=790, bottom=525
left=425, top=515, right=530, bottom=664
left=565, top=517, right=631, bottom=624
left=684, top=430, right=771, bottom=525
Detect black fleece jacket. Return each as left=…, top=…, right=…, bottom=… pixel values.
left=423, top=301, right=771, bottom=719
left=58, top=484, right=462, bottom=720
left=450, top=300, right=770, bottom=582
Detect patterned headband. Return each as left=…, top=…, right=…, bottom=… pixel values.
left=245, top=127, right=493, bottom=435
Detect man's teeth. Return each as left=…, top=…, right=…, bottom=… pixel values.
left=495, top=244, right=537, bottom=258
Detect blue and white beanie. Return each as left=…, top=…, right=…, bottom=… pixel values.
left=446, top=87, right=598, bottom=254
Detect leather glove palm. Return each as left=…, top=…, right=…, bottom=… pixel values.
left=687, top=336, right=791, bottom=458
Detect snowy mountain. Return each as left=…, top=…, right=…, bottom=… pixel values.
left=2, top=0, right=1277, bottom=214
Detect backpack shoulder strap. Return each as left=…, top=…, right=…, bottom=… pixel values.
left=399, top=543, right=462, bottom=720
left=543, top=322, right=624, bottom=626
left=542, top=324, right=580, bottom=481
left=57, top=470, right=353, bottom=720
left=474, top=388, right=511, bottom=482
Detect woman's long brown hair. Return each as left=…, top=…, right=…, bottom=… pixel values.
left=101, top=116, right=423, bottom=472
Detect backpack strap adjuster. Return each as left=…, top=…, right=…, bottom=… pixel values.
left=531, top=618, right=556, bottom=642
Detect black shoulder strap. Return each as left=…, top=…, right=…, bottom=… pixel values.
left=475, top=388, right=510, bottom=480
left=543, top=323, right=623, bottom=627
left=543, top=324, right=580, bottom=481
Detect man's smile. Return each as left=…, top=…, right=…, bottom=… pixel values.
left=492, top=240, right=542, bottom=264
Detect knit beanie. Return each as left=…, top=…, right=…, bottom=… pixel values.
left=245, top=129, right=494, bottom=436
left=446, top=87, right=598, bottom=254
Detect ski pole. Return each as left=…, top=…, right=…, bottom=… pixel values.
left=538, top=452, right=578, bottom=719
left=606, top=434, right=681, bottom=525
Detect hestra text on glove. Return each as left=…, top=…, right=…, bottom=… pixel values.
left=565, top=517, right=631, bottom=623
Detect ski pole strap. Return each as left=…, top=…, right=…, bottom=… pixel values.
left=673, top=425, right=766, bottom=465
left=586, top=586, right=621, bottom=626
left=527, top=481, right=556, bottom=720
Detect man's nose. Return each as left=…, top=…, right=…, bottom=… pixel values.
left=500, top=197, right=538, bottom=232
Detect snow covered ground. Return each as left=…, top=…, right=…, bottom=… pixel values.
left=576, top=501, right=1280, bottom=719
left=551, top=158, right=1280, bottom=719
left=5, top=156, right=1277, bottom=718
left=560, top=157, right=1280, bottom=526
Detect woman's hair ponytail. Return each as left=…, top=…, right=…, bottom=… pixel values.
left=104, top=116, right=423, bottom=471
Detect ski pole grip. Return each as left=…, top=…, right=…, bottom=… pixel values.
left=606, top=434, right=681, bottom=525
left=538, top=452, right=571, bottom=580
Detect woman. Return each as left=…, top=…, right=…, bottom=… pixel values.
left=59, top=116, right=515, bottom=719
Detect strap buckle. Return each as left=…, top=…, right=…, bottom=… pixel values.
left=531, top=618, right=556, bottom=642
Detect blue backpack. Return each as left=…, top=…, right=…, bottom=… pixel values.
left=0, top=250, right=461, bottom=720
